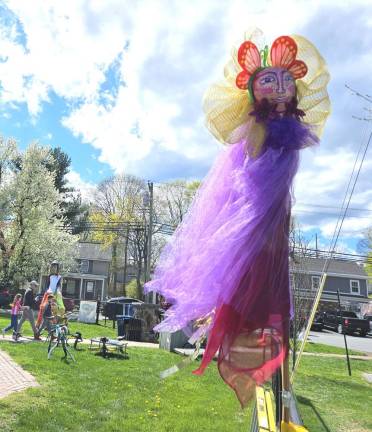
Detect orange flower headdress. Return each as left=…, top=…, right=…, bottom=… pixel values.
left=236, top=36, right=308, bottom=96
left=203, top=29, right=330, bottom=156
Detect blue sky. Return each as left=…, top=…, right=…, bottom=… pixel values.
left=0, top=0, right=371, bottom=253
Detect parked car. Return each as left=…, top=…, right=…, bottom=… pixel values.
left=0, top=289, right=12, bottom=308
left=363, top=314, right=372, bottom=333
left=107, top=296, right=144, bottom=305
left=103, top=297, right=144, bottom=320
left=323, top=310, right=370, bottom=337
left=310, top=313, right=324, bottom=331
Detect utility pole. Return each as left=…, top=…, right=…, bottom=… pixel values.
left=146, top=181, right=154, bottom=285
left=315, top=233, right=318, bottom=258
left=122, top=223, right=129, bottom=296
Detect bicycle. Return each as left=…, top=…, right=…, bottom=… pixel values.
left=46, top=315, right=76, bottom=362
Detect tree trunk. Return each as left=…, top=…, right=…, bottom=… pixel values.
left=0, top=230, right=11, bottom=290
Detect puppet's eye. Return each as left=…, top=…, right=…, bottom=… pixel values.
left=261, top=76, right=275, bottom=84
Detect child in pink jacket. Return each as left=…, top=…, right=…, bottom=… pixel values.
left=2, top=293, right=22, bottom=340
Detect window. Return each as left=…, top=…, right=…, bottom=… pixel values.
left=350, top=280, right=360, bottom=295
left=311, top=276, right=321, bottom=290
left=86, top=281, right=95, bottom=293
left=66, top=280, right=76, bottom=295
left=80, top=260, right=89, bottom=273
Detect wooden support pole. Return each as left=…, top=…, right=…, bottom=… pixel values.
left=282, top=354, right=290, bottom=424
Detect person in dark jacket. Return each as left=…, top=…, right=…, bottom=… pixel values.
left=18, top=280, right=40, bottom=339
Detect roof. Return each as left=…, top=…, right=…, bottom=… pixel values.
left=77, top=242, right=112, bottom=261
left=290, top=256, right=368, bottom=278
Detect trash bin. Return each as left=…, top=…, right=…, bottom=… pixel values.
left=126, top=318, right=142, bottom=341
left=117, top=315, right=125, bottom=337
left=116, top=315, right=132, bottom=337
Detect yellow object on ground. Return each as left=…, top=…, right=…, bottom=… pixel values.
left=255, top=386, right=309, bottom=432
left=256, top=386, right=276, bottom=432
left=281, top=421, right=309, bottom=432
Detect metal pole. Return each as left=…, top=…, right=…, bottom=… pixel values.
left=146, top=181, right=154, bottom=283
left=123, top=224, right=129, bottom=295
left=337, top=289, right=352, bottom=376
left=282, top=321, right=291, bottom=425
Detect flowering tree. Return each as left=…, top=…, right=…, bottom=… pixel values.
left=0, top=141, right=77, bottom=289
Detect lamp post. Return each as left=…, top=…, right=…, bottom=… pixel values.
left=143, top=182, right=154, bottom=285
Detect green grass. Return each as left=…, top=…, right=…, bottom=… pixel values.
left=0, top=341, right=250, bottom=431
left=294, top=356, right=372, bottom=432
left=0, top=318, right=371, bottom=431
left=0, top=315, right=118, bottom=340
left=303, top=342, right=366, bottom=357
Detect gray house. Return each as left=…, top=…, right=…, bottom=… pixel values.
left=42, top=242, right=138, bottom=301
left=290, top=256, right=370, bottom=313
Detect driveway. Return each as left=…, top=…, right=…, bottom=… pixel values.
left=308, top=329, right=372, bottom=354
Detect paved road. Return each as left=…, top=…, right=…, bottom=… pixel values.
left=308, top=329, right=372, bottom=353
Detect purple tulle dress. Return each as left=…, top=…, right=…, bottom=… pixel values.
left=145, top=117, right=317, bottom=407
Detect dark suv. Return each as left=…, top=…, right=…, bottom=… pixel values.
left=364, top=314, right=372, bottom=333
left=323, top=310, right=370, bottom=337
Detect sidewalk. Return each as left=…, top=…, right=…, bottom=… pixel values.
left=0, top=349, right=39, bottom=399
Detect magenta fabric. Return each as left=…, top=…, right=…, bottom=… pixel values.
left=145, top=117, right=317, bottom=406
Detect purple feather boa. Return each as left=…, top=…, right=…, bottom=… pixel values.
left=264, top=117, right=318, bottom=151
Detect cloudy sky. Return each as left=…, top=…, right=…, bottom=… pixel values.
left=0, top=0, right=371, bottom=253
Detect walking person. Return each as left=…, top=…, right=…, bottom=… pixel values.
left=2, top=293, right=22, bottom=340
left=18, top=281, right=40, bottom=340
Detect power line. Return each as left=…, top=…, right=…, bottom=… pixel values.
left=293, top=209, right=372, bottom=219
left=295, top=202, right=372, bottom=213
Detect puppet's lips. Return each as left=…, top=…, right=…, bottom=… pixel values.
left=273, top=97, right=289, bottom=103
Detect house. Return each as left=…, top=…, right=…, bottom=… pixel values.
left=290, top=256, right=370, bottom=314
left=41, top=242, right=138, bottom=302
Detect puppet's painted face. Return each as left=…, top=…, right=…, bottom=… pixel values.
left=252, top=67, right=296, bottom=112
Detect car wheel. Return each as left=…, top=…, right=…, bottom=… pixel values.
left=337, top=324, right=343, bottom=334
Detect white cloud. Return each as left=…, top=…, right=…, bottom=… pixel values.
left=0, top=0, right=334, bottom=169
left=66, top=169, right=96, bottom=202
left=1, top=0, right=372, bottom=245
left=293, top=144, right=372, bottom=239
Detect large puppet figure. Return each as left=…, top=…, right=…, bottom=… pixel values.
left=37, top=260, right=65, bottom=328
left=145, top=30, right=330, bottom=407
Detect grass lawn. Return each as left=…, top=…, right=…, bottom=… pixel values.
left=0, top=315, right=118, bottom=340
left=303, top=341, right=366, bottom=357
left=0, top=340, right=250, bottom=431
left=0, top=318, right=371, bottom=431
left=294, top=356, right=372, bottom=432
